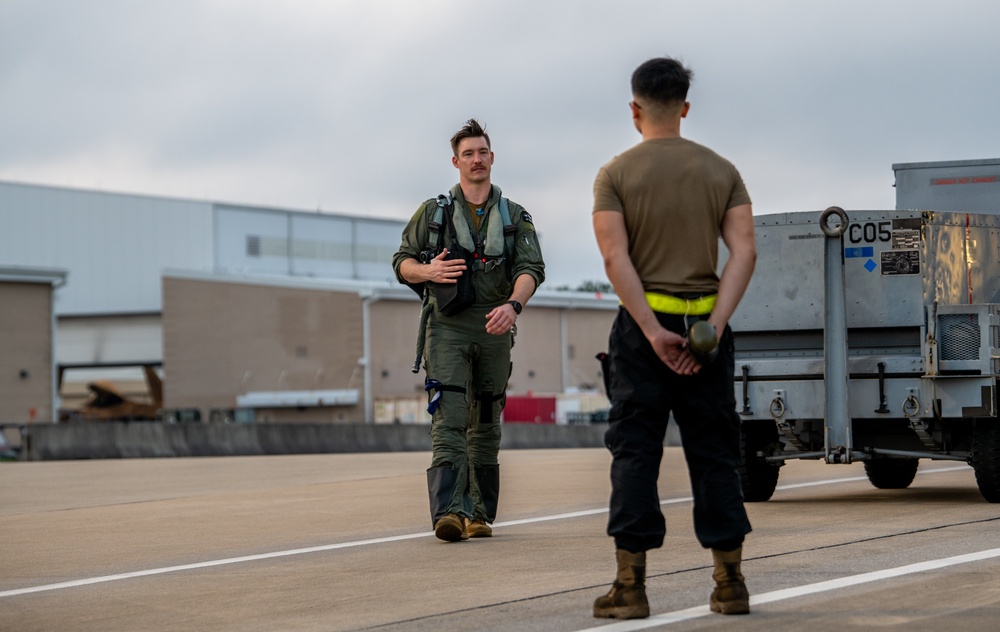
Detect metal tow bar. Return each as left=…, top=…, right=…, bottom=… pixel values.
left=820, top=206, right=853, bottom=464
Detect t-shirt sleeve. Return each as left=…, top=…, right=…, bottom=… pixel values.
left=726, top=168, right=752, bottom=210
left=592, top=166, right=625, bottom=213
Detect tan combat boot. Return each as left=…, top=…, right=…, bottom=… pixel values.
left=465, top=518, right=493, bottom=538
left=433, top=513, right=468, bottom=542
left=710, top=547, right=750, bottom=614
left=593, top=549, right=650, bottom=619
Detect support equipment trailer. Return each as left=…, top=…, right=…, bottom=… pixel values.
left=731, top=159, right=1000, bottom=502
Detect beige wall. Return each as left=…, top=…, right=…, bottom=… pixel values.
left=0, top=282, right=55, bottom=422
left=564, top=309, right=617, bottom=393
left=369, top=299, right=424, bottom=397
left=163, top=277, right=365, bottom=422
left=163, top=275, right=618, bottom=422
left=508, top=308, right=616, bottom=395
left=508, top=308, right=563, bottom=394
left=371, top=300, right=617, bottom=398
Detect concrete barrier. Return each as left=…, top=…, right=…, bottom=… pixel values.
left=20, top=422, right=612, bottom=460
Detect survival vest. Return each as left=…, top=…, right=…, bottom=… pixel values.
left=405, top=194, right=517, bottom=303
left=429, top=194, right=516, bottom=316
left=427, top=193, right=517, bottom=264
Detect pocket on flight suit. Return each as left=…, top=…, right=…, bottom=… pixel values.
left=477, top=264, right=513, bottom=306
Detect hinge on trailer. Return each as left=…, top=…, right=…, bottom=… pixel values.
left=777, top=419, right=810, bottom=451
left=903, top=387, right=938, bottom=449
left=739, top=365, right=752, bottom=416
left=908, top=418, right=939, bottom=449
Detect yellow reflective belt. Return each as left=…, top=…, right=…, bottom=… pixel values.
left=644, top=292, right=717, bottom=315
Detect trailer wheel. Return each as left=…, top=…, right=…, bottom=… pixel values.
left=738, top=421, right=782, bottom=502
left=971, top=420, right=1000, bottom=503
left=863, top=458, right=918, bottom=489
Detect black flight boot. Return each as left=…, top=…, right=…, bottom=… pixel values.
left=426, top=465, right=468, bottom=542
left=467, top=464, right=500, bottom=537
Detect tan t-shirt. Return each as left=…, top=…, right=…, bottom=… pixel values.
left=464, top=199, right=483, bottom=231
left=593, top=137, right=751, bottom=295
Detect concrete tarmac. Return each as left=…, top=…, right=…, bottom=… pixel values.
left=2, top=448, right=999, bottom=631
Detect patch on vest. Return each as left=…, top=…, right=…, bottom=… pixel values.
left=521, top=211, right=533, bottom=224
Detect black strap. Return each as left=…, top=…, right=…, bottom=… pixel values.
left=478, top=390, right=505, bottom=403
left=477, top=390, right=505, bottom=425
left=439, top=195, right=457, bottom=252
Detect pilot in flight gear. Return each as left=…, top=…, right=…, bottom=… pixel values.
left=392, top=119, right=544, bottom=542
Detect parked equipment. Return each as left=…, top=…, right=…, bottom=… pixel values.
left=730, top=203, right=1000, bottom=502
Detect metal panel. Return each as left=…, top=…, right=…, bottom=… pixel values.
left=934, top=304, right=1000, bottom=374
left=58, top=315, right=162, bottom=366
left=923, top=211, right=1000, bottom=305
left=353, top=220, right=405, bottom=282
left=289, top=214, right=354, bottom=278
left=215, top=205, right=290, bottom=275
left=729, top=212, right=826, bottom=331
left=894, top=158, right=1000, bottom=213
left=932, top=377, right=997, bottom=418
left=736, top=377, right=931, bottom=423
left=838, top=211, right=925, bottom=327
left=731, top=210, right=926, bottom=331
left=214, top=204, right=405, bottom=282
left=0, top=181, right=213, bottom=315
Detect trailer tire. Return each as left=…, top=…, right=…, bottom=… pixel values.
left=971, top=420, right=1000, bottom=503
left=863, top=458, right=918, bottom=489
left=738, top=421, right=782, bottom=502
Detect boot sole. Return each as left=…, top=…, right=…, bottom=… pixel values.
left=710, top=600, right=750, bottom=615
left=593, top=606, right=650, bottom=619
left=434, top=522, right=468, bottom=542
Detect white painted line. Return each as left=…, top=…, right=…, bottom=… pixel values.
left=774, top=464, right=969, bottom=493
left=0, top=465, right=973, bottom=599
left=496, top=507, right=610, bottom=526
left=496, top=493, right=696, bottom=529
left=577, top=547, right=1000, bottom=631
left=0, top=532, right=430, bottom=598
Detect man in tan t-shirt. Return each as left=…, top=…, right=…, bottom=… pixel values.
left=591, top=57, right=757, bottom=619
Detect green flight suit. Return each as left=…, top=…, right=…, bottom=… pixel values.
left=392, top=183, right=545, bottom=525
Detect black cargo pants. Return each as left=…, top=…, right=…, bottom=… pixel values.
left=604, top=307, right=751, bottom=554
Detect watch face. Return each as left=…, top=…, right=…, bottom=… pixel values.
left=509, top=300, right=522, bottom=314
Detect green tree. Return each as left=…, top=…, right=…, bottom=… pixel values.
left=554, top=280, right=614, bottom=293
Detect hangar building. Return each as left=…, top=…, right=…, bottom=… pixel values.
left=0, top=180, right=616, bottom=424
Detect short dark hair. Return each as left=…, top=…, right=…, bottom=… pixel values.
left=631, top=57, right=693, bottom=107
left=450, top=119, right=491, bottom=155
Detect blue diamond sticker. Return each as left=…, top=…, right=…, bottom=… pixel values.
left=864, top=259, right=877, bottom=272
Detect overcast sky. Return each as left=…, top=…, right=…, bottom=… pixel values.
left=2, top=0, right=998, bottom=287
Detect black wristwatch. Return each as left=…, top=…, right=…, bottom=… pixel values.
left=507, top=300, right=522, bottom=315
